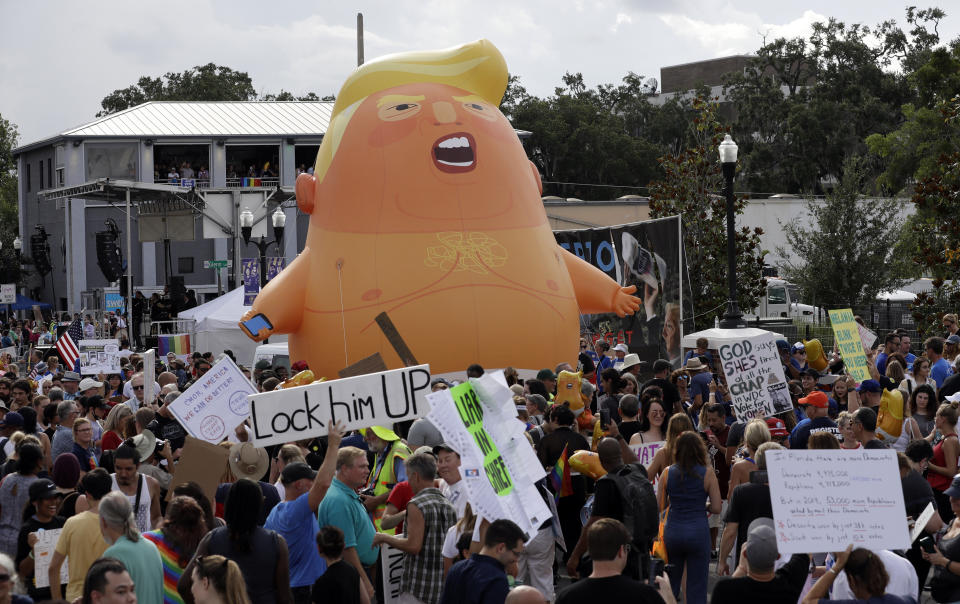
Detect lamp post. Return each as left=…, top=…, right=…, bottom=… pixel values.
left=240, top=207, right=286, bottom=288
left=718, top=134, right=744, bottom=329
left=12, top=237, right=21, bottom=289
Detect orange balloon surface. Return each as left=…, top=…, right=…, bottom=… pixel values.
left=240, top=40, right=639, bottom=376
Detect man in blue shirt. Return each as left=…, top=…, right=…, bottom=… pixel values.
left=876, top=333, right=901, bottom=375
left=926, top=336, right=953, bottom=388
left=440, top=519, right=526, bottom=604
left=265, top=422, right=344, bottom=604
left=318, top=443, right=379, bottom=601
left=898, top=332, right=917, bottom=368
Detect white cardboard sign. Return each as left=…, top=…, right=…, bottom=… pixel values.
left=718, top=332, right=791, bottom=420
left=34, top=528, right=69, bottom=588
left=766, top=449, right=910, bottom=554
left=248, top=364, right=432, bottom=447
left=0, top=284, right=15, bottom=305
left=78, top=339, right=121, bottom=375
left=168, top=356, right=257, bottom=443
left=379, top=543, right=404, bottom=604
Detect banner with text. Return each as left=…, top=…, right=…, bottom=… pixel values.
left=248, top=365, right=432, bottom=447
left=766, top=449, right=910, bottom=554
left=426, top=371, right=550, bottom=539
left=829, top=309, right=872, bottom=382
left=380, top=543, right=404, bottom=604
left=718, top=332, right=790, bottom=420
left=554, top=216, right=689, bottom=370
left=168, top=356, right=257, bottom=443
left=242, top=259, right=259, bottom=305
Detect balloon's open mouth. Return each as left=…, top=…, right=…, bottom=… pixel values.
left=432, top=132, right=476, bottom=173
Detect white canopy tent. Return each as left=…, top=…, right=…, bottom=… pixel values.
left=681, top=327, right=785, bottom=352
left=178, top=287, right=286, bottom=366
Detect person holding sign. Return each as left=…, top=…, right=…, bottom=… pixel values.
left=264, top=421, right=345, bottom=604
left=802, top=545, right=913, bottom=604
left=16, top=479, right=65, bottom=601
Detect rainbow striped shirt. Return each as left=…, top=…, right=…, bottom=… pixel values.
left=143, top=529, right=185, bottom=604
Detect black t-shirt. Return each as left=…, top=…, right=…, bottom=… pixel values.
left=940, top=373, right=960, bottom=402
left=311, top=560, right=361, bottom=604
left=641, top=378, right=680, bottom=409
left=620, top=421, right=642, bottom=443
left=790, top=416, right=840, bottom=450
left=556, top=574, right=665, bottom=604
left=592, top=476, right=623, bottom=520
left=711, top=553, right=810, bottom=604
left=902, top=469, right=936, bottom=519
left=724, top=481, right=773, bottom=567
left=864, top=439, right=890, bottom=449
left=17, top=515, right=66, bottom=600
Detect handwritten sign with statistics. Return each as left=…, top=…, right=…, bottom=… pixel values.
left=766, top=449, right=909, bottom=554
left=829, top=309, right=872, bottom=382
left=718, top=332, right=790, bottom=420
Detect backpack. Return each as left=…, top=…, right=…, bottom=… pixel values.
left=601, top=462, right=658, bottom=550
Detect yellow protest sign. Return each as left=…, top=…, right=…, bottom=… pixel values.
left=828, top=308, right=871, bottom=382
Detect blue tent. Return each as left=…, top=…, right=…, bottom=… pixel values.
left=9, top=294, right=51, bottom=311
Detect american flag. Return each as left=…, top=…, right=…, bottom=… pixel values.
left=56, top=319, right=83, bottom=373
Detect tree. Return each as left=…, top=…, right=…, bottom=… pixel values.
left=97, top=63, right=258, bottom=116
left=647, top=95, right=766, bottom=327
left=0, top=115, right=25, bottom=284
left=776, top=156, right=909, bottom=308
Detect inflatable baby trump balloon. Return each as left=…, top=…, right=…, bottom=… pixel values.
left=239, top=40, right=640, bottom=377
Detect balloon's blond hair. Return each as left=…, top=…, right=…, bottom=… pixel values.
left=312, top=39, right=508, bottom=183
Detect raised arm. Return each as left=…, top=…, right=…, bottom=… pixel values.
left=309, top=421, right=345, bottom=512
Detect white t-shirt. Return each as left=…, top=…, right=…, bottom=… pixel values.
left=440, top=479, right=467, bottom=518
left=829, top=549, right=917, bottom=601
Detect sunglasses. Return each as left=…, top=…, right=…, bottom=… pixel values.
left=132, top=385, right=144, bottom=391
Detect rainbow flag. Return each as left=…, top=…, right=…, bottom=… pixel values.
left=158, top=334, right=191, bottom=357
left=549, top=444, right=573, bottom=500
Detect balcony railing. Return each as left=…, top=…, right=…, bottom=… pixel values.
left=153, top=177, right=281, bottom=188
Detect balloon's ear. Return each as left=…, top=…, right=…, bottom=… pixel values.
left=529, top=161, right=543, bottom=196
left=295, top=173, right=317, bottom=215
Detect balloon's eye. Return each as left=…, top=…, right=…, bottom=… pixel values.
left=378, top=102, right=422, bottom=122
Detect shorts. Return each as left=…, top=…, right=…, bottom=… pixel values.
left=708, top=499, right=728, bottom=529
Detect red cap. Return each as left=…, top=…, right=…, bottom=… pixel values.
left=798, top=391, right=829, bottom=408
left=765, top=417, right=789, bottom=437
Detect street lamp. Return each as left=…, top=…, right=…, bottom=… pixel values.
left=240, top=206, right=286, bottom=288
left=718, top=134, right=744, bottom=329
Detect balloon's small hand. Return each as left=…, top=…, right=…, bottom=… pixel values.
left=612, top=285, right=641, bottom=317
left=644, top=283, right=660, bottom=317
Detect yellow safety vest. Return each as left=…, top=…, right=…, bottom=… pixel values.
left=367, top=440, right=411, bottom=534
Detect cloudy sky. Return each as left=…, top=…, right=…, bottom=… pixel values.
left=2, top=0, right=958, bottom=146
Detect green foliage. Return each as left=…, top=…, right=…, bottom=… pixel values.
left=777, top=156, right=910, bottom=308
left=905, top=95, right=960, bottom=337
left=98, top=64, right=259, bottom=116
left=647, top=96, right=766, bottom=327
left=0, top=115, right=24, bottom=283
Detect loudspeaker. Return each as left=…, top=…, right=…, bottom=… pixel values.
left=95, top=230, right=124, bottom=283
left=30, top=233, right=51, bottom=275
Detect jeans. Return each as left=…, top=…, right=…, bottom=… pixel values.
left=664, top=517, right=710, bottom=604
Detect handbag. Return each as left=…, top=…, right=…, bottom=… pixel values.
left=650, top=467, right=670, bottom=563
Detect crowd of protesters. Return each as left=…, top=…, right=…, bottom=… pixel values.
left=0, top=315, right=958, bottom=603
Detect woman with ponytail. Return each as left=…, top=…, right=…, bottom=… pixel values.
left=928, top=402, right=960, bottom=522
left=190, top=555, right=251, bottom=604
left=99, top=491, right=164, bottom=604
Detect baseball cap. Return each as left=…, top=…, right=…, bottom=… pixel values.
left=799, top=368, right=821, bottom=379
left=765, top=417, right=789, bottom=438
left=34, top=362, right=48, bottom=373
left=945, top=474, right=960, bottom=498
left=28, top=479, right=59, bottom=502
left=856, top=379, right=882, bottom=394
left=791, top=342, right=805, bottom=354
left=432, top=443, right=458, bottom=456
left=775, top=340, right=790, bottom=352
left=744, top=518, right=779, bottom=572
left=280, top=462, right=317, bottom=485
left=612, top=343, right=629, bottom=354
left=78, top=378, right=103, bottom=391
left=536, top=369, right=557, bottom=381
left=798, top=391, right=829, bottom=408
left=62, top=372, right=81, bottom=382
left=948, top=335, right=960, bottom=345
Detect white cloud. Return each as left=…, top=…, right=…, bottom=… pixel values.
left=659, top=9, right=827, bottom=57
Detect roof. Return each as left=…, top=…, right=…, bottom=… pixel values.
left=15, top=101, right=333, bottom=153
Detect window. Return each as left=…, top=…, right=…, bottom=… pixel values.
left=47, top=159, right=52, bottom=187
left=767, top=286, right=787, bottom=305
left=39, top=161, right=44, bottom=190
left=56, top=168, right=64, bottom=187
left=177, top=257, right=194, bottom=274
left=84, top=143, right=138, bottom=180
left=25, top=164, right=30, bottom=193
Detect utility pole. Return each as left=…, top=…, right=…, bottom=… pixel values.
left=357, top=13, right=364, bottom=66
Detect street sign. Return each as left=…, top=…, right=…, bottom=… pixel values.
left=203, top=260, right=232, bottom=269
left=0, top=284, right=15, bottom=304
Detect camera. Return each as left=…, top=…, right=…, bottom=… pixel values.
left=359, top=487, right=376, bottom=498
left=154, top=438, right=167, bottom=456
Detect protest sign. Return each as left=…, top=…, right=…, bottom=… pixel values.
left=248, top=364, right=432, bottom=447
left=630, top=441, right=664, bottom=468
left=34, top=528, right=68, bottom=588
left=911, top=502, right=936, bottom=544
left=0, top=284, right=14, bottom=305
left=426, top=371, right=550, bottom=539
left=380, top=543, right=404, bottom=604
left=718, top=332, right=790, bottom=420
left=78, top=339, right=121, bottom=375
left=105, top=293, right=125, bottom=314
left=167, top=436, right=231, bottom=504
left=766, top=449, right=910, bottom=554
left=858, top=323, right=878, bottom=353
left=829, top=309, right=872, bottom=382
left=168, top=356, right=257, bottom=443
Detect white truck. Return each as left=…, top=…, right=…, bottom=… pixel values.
left=745, top=278, right=819, bottom=320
